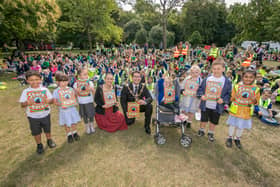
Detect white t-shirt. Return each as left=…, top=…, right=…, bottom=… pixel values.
left=19, top=86, right=52, bottom=118
left=73, top=80, right=94, bottom=104
left=205, top=75, right=225, bottom=109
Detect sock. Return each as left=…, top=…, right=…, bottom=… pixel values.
left=200, top=128, right=205, bottom=132
left=208, top=130, right=214, bottom=134
left=67, top=132, right=72, bottom=136
left=236, top=128, right=243, bottom=139
left=72, top=130, right=77, bottom=135
left=228, top=126, right=235, bottom=138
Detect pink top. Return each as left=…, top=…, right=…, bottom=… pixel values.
left=31, top=65, right=41, bottom=72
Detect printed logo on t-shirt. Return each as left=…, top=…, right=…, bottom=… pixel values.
left=205, top=81, right=222, bottom=101
left=58, top=88, right=77, bottom=109
left=27, top=90, right=49, bottom=112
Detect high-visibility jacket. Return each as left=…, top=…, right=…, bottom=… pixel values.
left=259, top=98, right=271, bottom=109
left=146, top=83, right=154, bottom=92
left=229, top=84, right=260, bottom=116
left=113, top=73, right=122, bottom=85
left=276, top=89, right=280, bottom=102
left=209, top=47, right=219, bottom=58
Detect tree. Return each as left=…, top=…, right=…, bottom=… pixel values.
left=135, top=29, right=148, bottom=46
left=123, top=19, right=143, bottom=43
left=156, top=0, right=185, bottom=49
left=0, top=0, right=61, bottom=50
left=188, top=31, right=202, bottom=47
left=57, top=0, right=123, bottom=51
left=149, top=24, right=174, bottom=48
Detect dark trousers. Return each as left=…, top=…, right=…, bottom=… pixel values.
left=125, top=104, right=153, bottom=128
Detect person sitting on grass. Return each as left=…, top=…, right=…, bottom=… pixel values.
left=19, top=70, right=56, bottom=154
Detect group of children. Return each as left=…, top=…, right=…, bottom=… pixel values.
left=16, top=42, right=280, bottom=154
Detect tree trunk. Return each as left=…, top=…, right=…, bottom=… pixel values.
left=16, top=39, right=25, bottom=52
left=87, top=29, right=92, bottom=52
left=162, top=8, right=167, bottom=50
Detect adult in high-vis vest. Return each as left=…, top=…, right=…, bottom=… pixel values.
left=207, top=43, right=219, bottom=63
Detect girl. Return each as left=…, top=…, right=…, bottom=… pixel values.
left=74, top=68, right=95, bottom=134
left=181, top=65, right=202, bottom=128
left=53, top=73, right=81, bottom=143
left=226, top=69, right=260, bottom=149
left=94, top=73, right=127, bottom=132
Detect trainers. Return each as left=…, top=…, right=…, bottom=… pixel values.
left=234, top=139, right=242, bottom=149
left=198, top=129, right=205, bottom=137
left=47, top=139, right=56, bottom=148
left=85, top=124, right=91, bottom=134
left=37, top=143, right=44, bottom=154
left=89, top=124, right=95, bottom=134
left=73, top=133, right=80, bottom=141
left=186, top=122, right=191, bottom=128
left=208, top=133, right=215, bottom=142
left=226, top=138, right=232, bottom=148
left=67, top=135, right=74, bottom=143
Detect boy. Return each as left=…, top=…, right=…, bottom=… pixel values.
left=197, top=57, right=232, bottom=142
left=19, top=70, right=56, bottom=154
left=255, top=89, right=277, bottom=118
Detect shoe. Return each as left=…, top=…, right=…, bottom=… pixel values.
left=85, top=124, right=91, bottom=134
left=47, top=139, right=56, bottom=148
left=89, top=123, right=95, bottom=134
left=67, top=135, right=74, bottom=143
left=234, top=139, right=242, bottom=149
left=226, top=138, right=232, bottom=148
left=145, top=126, right=151, bottom=135
left=186, top=122, right=191, bottom=128
left=37, top=143, right=44, bottom=154
left=208, top=133, right=215, bottom=142
left=198, top=129, right=205, bottom=137
left=73, top=133, right=80, bottom=141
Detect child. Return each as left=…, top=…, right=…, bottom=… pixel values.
left=53, top=73, right=81, bottom=143
left=146, top=76, right=155, bottom=99
left=255, top=89, right=277, bottom=119
left=197, top=57, right=232, bottom=142
left=74, top=68, right=95, bottom=134
left=19, top=70, right=56, bottom=154
left=226, top=69, right=260, bottom=149
left=181, top=65, right=202, bottom=128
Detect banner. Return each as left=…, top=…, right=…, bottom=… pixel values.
left=127, top=102, right=140, bottom=118
left=58, top=88, right=77, bottom=109
left=205, top=81, right=222, bottom=101
left=27, top=90, right=49, bottom=112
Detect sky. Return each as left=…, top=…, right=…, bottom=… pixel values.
left=122, top=0, right=249, bottom=11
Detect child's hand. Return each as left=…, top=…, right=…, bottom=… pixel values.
left=217, top=98, right=224, bottom=104
left=251, top=97, right=258, bottom=105
left=201, top=95, right=207, bottom=101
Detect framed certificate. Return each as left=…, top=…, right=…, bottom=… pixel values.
left=103, top=90, right=116, bottom=107
left=77, top=80, right=90, bottom=97
left=164, top=86, right=175, bottom=104
left=184, top=79, right=199, bottom=96
left=234, top=85, right=256, bottom=106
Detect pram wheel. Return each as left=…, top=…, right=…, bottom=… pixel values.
left=180, top=135, right=192, bottom=148
left=154, top=133, right=166, bottom=145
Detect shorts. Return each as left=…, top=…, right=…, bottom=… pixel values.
left=201, top=108, right=220, bottom=125
left=28, top=114, right=51, bottom=136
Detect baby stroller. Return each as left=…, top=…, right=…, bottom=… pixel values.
left=153, top=79, right=192, bottom=148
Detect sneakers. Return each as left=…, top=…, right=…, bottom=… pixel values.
left=226, top=138, right=233, bottom=148
left=85, top=124, right=91, bottom=134
left=234, top=139, right=242, bottom=149
left=67, top=135, right=74, bottom=143
left=198, top=129, right=205, bottom=137
left=37, top=143, right=44, bottom=154
left=47, top=139, right=56, bottom=148
left=89, top=123, right=95, bottom=134
left=73, top=133, right=80, bottom=141
left=208, top=133, right=215, bottom=142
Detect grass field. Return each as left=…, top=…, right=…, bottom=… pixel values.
left=0, top=62, right=280, bottom=186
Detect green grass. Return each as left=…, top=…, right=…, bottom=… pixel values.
left=0, top=71, right=280, bottom=187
